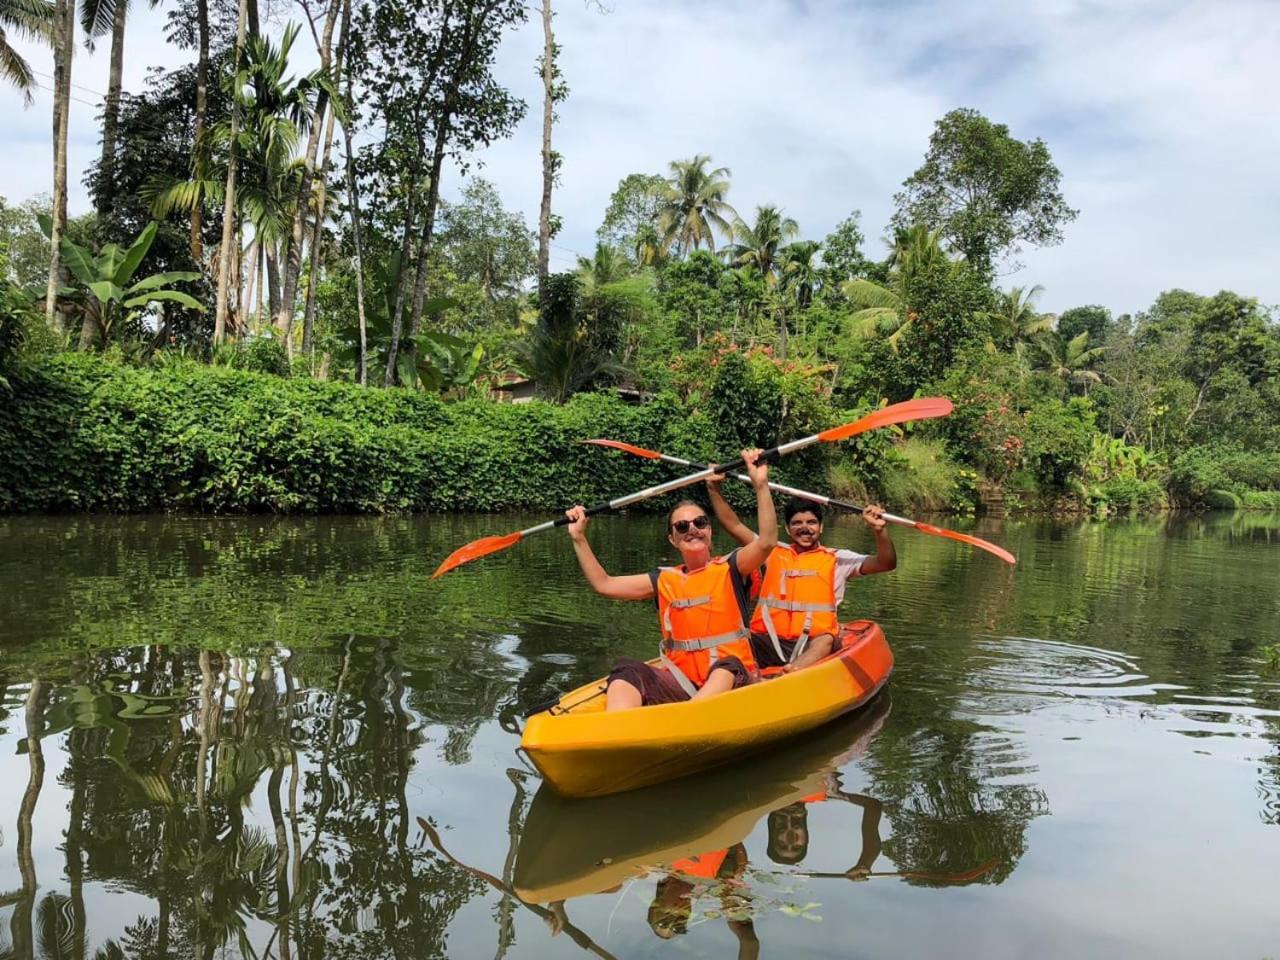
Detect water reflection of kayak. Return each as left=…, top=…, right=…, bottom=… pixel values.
left=514, top=688, right=891, bottom=903
left=520, top=620, right=893, bottom=799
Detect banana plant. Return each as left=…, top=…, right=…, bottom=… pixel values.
left=40, top=217, right=204, bottom=348
left=410, top=330, right=487, bottom=398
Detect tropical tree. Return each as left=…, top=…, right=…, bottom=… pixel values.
left=653, top=154, right=736, bottom=256
left=780, top=239, right=821, bottom=309
left=724, top=204, right=798, bottom=285
left=149, top=25, right=329, bottom=337
left=597, top=171, right=664, bottom=253
left=1038, top=330, right=1106, bottom=393
left=575, top=242, right=631, bottom=294
left=518, top=272, right=624, bottom=402
left=892, top=107, right=1078, bottom=273
left=1, top=0, right=55, bottom=102
left=79, top=0, right=162, bottom=218
left=842, top=224, right=947, bottom=350
left=979, top=284, right=1053, bottom=346
left=43, top=0, right=74, bottom=329
left=42, top=219, right=203, bottom=348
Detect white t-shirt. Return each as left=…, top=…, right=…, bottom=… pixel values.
left=777, top=543, right=869, bottom=605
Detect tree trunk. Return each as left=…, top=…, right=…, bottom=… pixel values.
left=339, top=0, right=368, bottom=387
left=300, top=12, right=347, bottom=358
left=265, top=245, right=281, bottom=319
left=191, top=0, right=209, bottom=261
left=96, top=0, right=128, bottom=219
left=240, top=237, right=259, bottom=331
left=536, top=0, right=554, bottom=288
left=278, top=0, right=343, bottom=345
left=44, top=0, right=74, bottom=331
left=213, top=0, right=250, bottom=344
left=382, top=190, right=418, bottom=386
left=405, top=146, right=446, bottom=341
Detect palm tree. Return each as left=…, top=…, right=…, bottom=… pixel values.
left=44, top=0, right=74, bottom=329
left=653, top=154, right=736, bottom=255
left=724, top=204, right=798, bottom=285
left=1, top=0, right=55, bottom=102
left=149, top=25, right=324, bottom=338
left=779, top=239, right=821, bottom=309
left=575, top=242, right=631, bottom=295
left=842, top=224, right=947, bottom=351
left=79, top=0, right=161, bottom=217
left=979, top=284, right=1053, bottom=346
left=1038, top=330, right=1106, bottom=393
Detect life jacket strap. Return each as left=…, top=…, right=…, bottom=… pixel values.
left=757, top=598, right=837, bottom=613
left=780, top=568, right=819, bottom=597
left=658, top=648, right=701, bottom=699
left=663, top=627, right=749, bottom=653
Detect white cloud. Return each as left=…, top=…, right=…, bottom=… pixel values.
left=3, top=0, right=1276, bottom=313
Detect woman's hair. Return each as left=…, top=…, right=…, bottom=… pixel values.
left=784, top=497, right=824, bottom=525
left=666, top=499, right=708, bottom=530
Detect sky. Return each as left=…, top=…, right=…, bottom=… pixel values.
left=3, top=0, right=1278, bottom=315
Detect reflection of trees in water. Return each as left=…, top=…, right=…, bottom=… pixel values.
left=861, top=706, right=1048, bottom=884
left=1, top=640, right=485, bottom=960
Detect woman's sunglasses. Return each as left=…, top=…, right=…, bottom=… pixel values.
left=670, top=515, right=711, bottom=535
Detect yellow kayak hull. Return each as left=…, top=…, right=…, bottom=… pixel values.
left=520, top=620, right=893, bottom=798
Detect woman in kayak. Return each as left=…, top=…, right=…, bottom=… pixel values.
left=564, top=448, right=776, bottom=710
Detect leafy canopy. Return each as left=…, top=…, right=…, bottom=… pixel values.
left=892, top=107, right=1077, bottom=274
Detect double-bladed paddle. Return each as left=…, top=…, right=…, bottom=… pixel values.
left=580, top=439, right=1016, bottom=565
left=431, top=396, right=954, bottom=578
left=796, top=856, right=1001, bottom=885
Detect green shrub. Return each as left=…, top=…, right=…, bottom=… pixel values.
left=1204, top=488, right=1241, bottom=510
left=1240, top=490, right=1280, bottom=511
left=0, top=353, right=846, bottom=514
left=876, top=438, right=957, bottom=512
left=234, top=335, right=292, bottom=377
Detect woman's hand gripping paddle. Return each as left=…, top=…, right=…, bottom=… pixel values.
left=431, top=396, right=954, bottom=578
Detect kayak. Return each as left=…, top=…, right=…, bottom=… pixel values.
left=519, top=619, right=893, bottom=798
left=515, top=691, right=891, bottom=902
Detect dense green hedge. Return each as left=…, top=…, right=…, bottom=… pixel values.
left=0, top=354, right=830, bottom=513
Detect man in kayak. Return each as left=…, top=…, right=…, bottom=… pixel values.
left=707, top=478, right=896, bottom=672
left=564, top=448, right=776, bottom=710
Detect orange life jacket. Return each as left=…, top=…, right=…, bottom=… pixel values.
left=671, top=848, right=729, bottom=879
left=750, top=545, right=840, bottom=657
left=656, top=556, right=757, bottom=691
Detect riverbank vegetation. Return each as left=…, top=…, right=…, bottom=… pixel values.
left=2, top=2, right=1277, bottom=516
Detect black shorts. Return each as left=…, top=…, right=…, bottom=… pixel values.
left=606, top=656, right=753, bottom=705
left=749, top=631, right=838, bottom=669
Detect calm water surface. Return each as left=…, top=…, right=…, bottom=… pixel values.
left=1, top=512, right=1278, bottom=959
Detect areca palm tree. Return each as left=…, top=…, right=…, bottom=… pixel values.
left=842, top=224, right=946, bottom=351
left=724, top=204, right=798, bottom=286
left=653, top=154, right=736, bottom=256
left=979, top=284, right=1054, bottom=346
left=1, top=0, right=55, bottom=102
left=148, top=26, right=326, bottom=336
left=1038, top=330, right=1106, bottom=394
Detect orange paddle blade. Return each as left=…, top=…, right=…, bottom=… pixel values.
left=818, top=396, right=953, bottom=442
left=903, top=857, right=1002, bottom=885
left=579, top=438, right=663, bottom=459
left=431, top=531, right=524, bottom=579
left=914, top=522, right=1016, bottom=565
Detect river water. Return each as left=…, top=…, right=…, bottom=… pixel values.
left=1, top=511, right=1277, bottom=959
